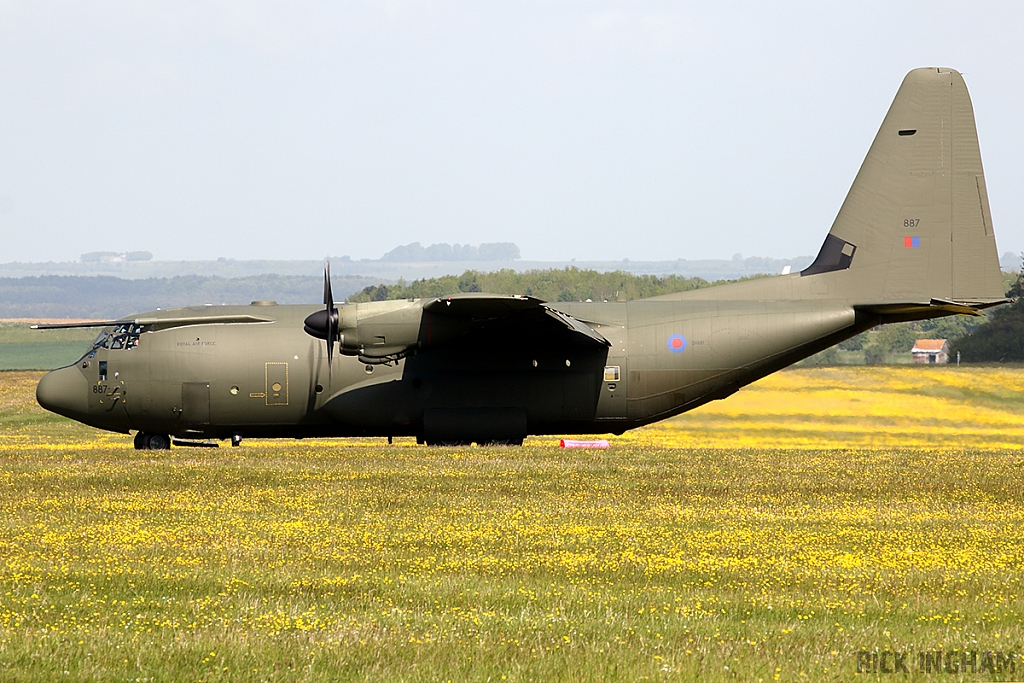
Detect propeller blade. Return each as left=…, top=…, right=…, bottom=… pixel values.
left=325, top=259, right=337, bottom=368
left=303, top=258, right=340, bottom=372
left=324, top=260, right=333, bottom=308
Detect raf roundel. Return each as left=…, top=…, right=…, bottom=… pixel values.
left=666, top=334, right=687, bottom=353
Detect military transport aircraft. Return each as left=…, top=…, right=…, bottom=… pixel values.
left=36, top=68, right=1008, bottom=448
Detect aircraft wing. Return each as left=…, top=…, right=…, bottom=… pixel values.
left=423, top=293, right=545, bottom=318
left=32, top=314, right=275, bottom=330
left=423, top=294, right=609, bottom=347
left=541, top=307, right=610, bottom=346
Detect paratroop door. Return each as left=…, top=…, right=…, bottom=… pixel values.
left=181, top=382, right=210, bottom=424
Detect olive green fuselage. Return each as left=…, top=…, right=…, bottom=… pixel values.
left=50, top=297, right=860, bottom=442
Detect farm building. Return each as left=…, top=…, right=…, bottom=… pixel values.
left=911, top=339, right=949, bottom=364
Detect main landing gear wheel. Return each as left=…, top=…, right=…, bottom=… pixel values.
left=133, top=432, right=171, bottom=450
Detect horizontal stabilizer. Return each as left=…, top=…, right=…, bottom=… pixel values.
left=855, top=297, right=1010, bottom=321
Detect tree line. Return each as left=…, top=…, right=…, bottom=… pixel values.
left=949, top=262, right=1024, bottom=362
left=346, top=267, right=749, bottom=303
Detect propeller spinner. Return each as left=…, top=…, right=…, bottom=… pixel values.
left=303, top=260, right=340, bottom=368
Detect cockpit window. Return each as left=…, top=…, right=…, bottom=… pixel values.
left=73, top=321, right=146, bottom=365
left=75, top=331, right=107, bottom=363
left=90, top=324, right=142, bottom=351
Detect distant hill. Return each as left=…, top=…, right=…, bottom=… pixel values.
left=380, top=242, right=520, bottom=262
left=1, top=268, right=735, bottom=319
left=5, top=248, right=1015, bottom=283
left=0, top=274, right=380, bottom=319
left=0, top=254, right=815, bottom=282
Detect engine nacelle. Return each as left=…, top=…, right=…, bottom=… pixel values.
left=337, top=300, right=424, bottom=363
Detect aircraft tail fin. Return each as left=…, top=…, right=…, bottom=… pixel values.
left=805, top=67, right=1005, bottom=305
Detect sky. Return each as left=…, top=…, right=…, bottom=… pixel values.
left=1, top=1, right=1021, bottom=264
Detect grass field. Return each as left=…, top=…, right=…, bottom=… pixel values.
left=1, top=367, right=1023, bottom=681
left=0, top=322, right=95, bottom=371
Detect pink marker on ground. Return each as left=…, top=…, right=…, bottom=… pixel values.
left=559, top=439, right=610, bottom=449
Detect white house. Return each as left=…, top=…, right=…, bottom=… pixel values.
left=911, top=339, right=949, bottom=364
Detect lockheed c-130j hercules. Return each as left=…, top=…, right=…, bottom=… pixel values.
left=36, top=68, right=1008, bottom=448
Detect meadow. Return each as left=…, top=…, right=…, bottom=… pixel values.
left=1, top=367, right=1023, bottom=681
left=0, top=322, right=96, bottom=371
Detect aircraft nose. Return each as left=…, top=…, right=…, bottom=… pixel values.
left=36, top=366, right=89, bottom=419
